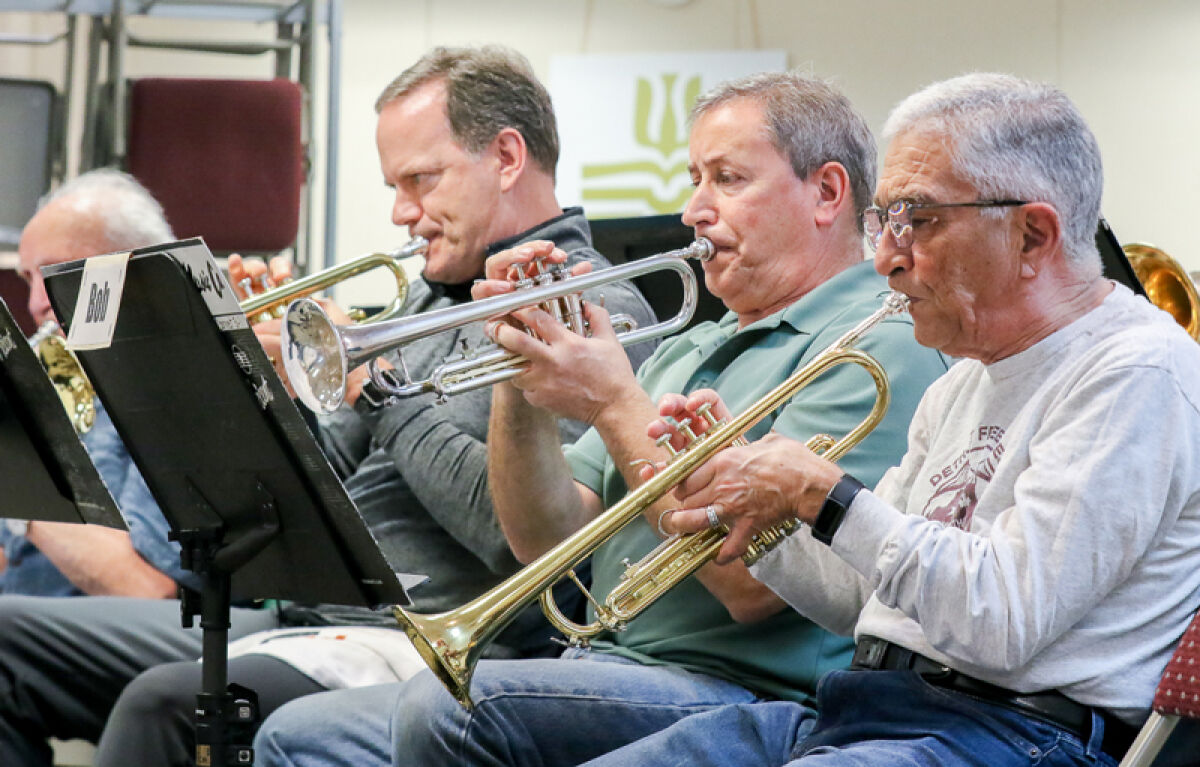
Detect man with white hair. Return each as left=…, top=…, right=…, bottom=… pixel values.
left=604, top=72, right=1200, bottom=766
left=4, top=169, right=184, bottom=597
left=0, top=169, right=281, bottom=766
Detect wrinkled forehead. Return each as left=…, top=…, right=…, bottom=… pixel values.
left=876, top=128, right=975, bottom=206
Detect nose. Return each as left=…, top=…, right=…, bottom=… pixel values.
left=872, top=227, right=911, bottom=277
left=391, top=189, right=422, bottom=229
left=26, top=273, right=52, bottom=326
left=681, top=183, right=714, bottom=229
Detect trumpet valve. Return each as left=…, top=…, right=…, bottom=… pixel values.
left=676, top=417, right=699, bottom=444
left=654, top=432, right=679, bottom=458
left=511, top=262, right=533, bottom=289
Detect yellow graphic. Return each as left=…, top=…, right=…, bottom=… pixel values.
left=582, top=73, right=700, bottom=215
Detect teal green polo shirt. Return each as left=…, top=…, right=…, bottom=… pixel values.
left=564, top=260, right=950, bottom=704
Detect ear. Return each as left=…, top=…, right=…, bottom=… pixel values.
left=492, top=127, right=528, bottom=193
left=811, top=161, right=851, bottom=229
left=1016, top=202, right=1062, bottom=277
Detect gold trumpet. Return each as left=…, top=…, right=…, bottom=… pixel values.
left=393, top=291, right=908, bottom=710
left=281, top=238, right=714, bottom=414
left=1124, top=243, right=1200, bottom=340
left=240, top=237, right=428, bottom=325
left=28, top=322, right=95, bottom=435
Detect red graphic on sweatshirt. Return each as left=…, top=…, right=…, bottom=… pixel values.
left=923, top=426, right=1006, bottom=530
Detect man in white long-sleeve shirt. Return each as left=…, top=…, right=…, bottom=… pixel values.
left=601, top=73, right=1200, bottom=767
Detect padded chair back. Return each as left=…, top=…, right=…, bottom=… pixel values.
left=125, top=77, right=303, bottom=253
left=1120, top=611, right=1200, bottom=766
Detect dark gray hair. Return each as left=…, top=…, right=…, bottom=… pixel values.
left=690, top=70, right=876, bottom=231
left=40, top=168, right=174, bottom=249
left=376, top=45, right=559, bottom=178
left=883, top=73, right=1102, bottom=271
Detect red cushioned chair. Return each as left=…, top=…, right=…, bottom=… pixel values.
left=125, top=77, right=303, bottom=254
left=1120, top=611, right=1200, bottom=766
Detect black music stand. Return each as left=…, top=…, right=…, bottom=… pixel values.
left=0, top=298, right=123, bottom=528
left=42, top=239, right=413, bottom=767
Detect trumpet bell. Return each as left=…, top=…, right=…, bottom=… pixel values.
left=281, top=299, right=350, bottom=414
left=29, top=322, right=95, bottom=434
left=1125, top=243, right=1200, bottom=340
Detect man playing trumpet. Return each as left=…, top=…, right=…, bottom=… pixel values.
left=251, top=71, right=949, bottom=767
left=90, top=44, right=657, bottom=766
left=604, top=73, right=1200, bottom=767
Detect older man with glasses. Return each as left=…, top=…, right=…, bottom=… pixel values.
left=611, top=72, right=1200, bottom=767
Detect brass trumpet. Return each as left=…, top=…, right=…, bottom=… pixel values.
left=393, top=291, right=908, bottom=709
left=281, top=238, right=714, bottom=414
left=240, top=237, right=427, bottom=325
left=29, top=322, right=95, bottom=434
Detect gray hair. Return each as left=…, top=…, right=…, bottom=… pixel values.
left=883, top=73, right=1102, bottom=271
left=690, top=70, right=877, bottom=231
left=376, top=45, right=559, bottom=179
left=40, top=168, right=174, bottom=249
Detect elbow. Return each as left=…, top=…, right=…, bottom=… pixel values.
left=508, top=539, right=552, bottom=566
left=725, top=593, right=786, bottom=624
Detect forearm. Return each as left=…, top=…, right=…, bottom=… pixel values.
left=26, top=522, right=176, bottom=597
left=591, top=388, right=787, bottom=623
left=489, top=385, right=594, bottom=562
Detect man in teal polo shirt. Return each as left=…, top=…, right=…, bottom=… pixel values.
left=251, top=70, right=951, bottom=767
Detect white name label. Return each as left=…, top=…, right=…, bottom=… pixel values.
left=66, top=252, right=131, bottom=350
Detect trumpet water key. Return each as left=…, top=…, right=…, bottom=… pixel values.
left=282, top=238, right=713, bottom=414
left=391, top=291, right=909, bottom=710
left=240, top=237, right=427, bottom=325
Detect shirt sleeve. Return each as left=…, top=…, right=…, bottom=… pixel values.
left=833, top=363, right=1200, bottom=672
left=750, top=318, right=949, bottom=635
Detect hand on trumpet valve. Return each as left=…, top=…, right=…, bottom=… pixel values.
left=484, top=299, right=642, bottom=425
left=228, top=253, right=294, bottom=299
left=472, top=239, right=594, bottom=298
left=659, top=431, right=844, bottom=564
left=645, top=389, right=732, bottom=457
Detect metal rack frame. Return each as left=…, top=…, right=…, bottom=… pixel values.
left=0, top=0, right=342, bottom=271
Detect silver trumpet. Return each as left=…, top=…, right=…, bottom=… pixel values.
left=282, top=238, right=714, bottom=413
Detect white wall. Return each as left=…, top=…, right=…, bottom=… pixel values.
left=3, top=1, right=1198, bottom=306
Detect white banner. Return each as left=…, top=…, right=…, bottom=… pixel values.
left=549, top=51, right=787, bottom=219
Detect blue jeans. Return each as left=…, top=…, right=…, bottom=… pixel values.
left=254, top=649, right=793, bottom=767
left=583, top=669, right=1121, bottom=767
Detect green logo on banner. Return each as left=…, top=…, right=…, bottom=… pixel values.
left=582, top=73, right=701, bottom=216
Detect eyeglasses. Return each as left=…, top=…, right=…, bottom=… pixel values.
left=862, top=199, right=1027, bottom=251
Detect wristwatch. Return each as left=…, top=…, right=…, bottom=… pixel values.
left=357, top=366, right=402, bottom=411
left=358, top=376, right=396, bottom=410
left=811, top=474, right=865, bottom=546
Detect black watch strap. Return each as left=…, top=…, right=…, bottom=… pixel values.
left=358, top=372, right=398, bottom=410
left=812, top=474, right=865, bottom=546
